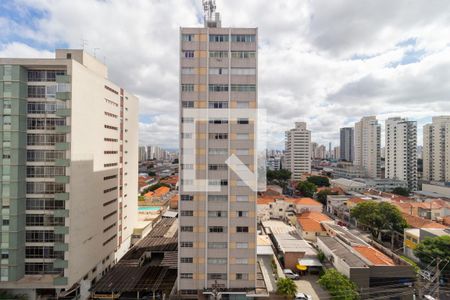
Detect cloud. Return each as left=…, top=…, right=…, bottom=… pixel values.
left=1, top=0, right=450, bottom=149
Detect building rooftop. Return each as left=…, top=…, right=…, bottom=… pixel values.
left=352, top=246, right=395, bottom=266
left=401, top=213, right=448, bottom=229
left=318, top=236, right=367, bottom=268
left=297, top=211, right=332, bottom=232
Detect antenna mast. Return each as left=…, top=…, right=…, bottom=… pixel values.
left=202, top=0, right=220, bottom=27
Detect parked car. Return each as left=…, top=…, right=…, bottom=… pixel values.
left=283, top=269, right=300, bottom=280
left=295, top=293, right=312, bottom=300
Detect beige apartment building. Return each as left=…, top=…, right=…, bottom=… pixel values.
left=354, top=116, right=381, bottom=178
left=423, top=116, right=450, bottom=183
left=385, top=117, right=417, bottom=191
left=178, top=11, right=258, bottom=298
left=285, top=122, right=311, bottom=180
left=0, top=49, right=138, bottom=299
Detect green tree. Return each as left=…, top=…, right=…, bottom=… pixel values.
left=147, top=171, right=156, bottom=176
left=318, top=269, right=359, bottom=300
left=296, top=181, right=317, bottom=198
left=414, top=235, right=450, bottom=267
left=307, top=176, right=330, bottom=187
left=392, top=187, right=410, bottom=196
left=350, top=201, right=407, bottom=241
left=276, top=277, right=298, bottom=299
left=267, top=169, right=292, bottom=187
left=316, top=189, right=337, bottom=205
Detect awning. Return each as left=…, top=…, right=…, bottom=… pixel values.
left=298, top=257, right=323, bottom=267
left=296, top=264, right=307, bottom=271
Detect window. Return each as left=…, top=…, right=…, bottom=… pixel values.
left=209, top=51, right=228, bottom=58
left=181, top=226, right=194, bottom=232
left=27, top=166, right=65, bottom=178
left=180, top=290, right=197, bottom=295
left=209, top=35, right=229, bottom=42
left=236, top=258, right=248, bottom=264
left=180, top=257, right=193, bottom=263
left=27, top=150, right=65, bottom=162
left=181, top=84, right=195, bottom=92
left=208, top=273, right=227, bottom=280
left=236, top=242, right=248, bottom=249
left=231, top=35, right=255, bottom=43
left=208, top=101, right=228, bottom=109
left=180, top=273, right=193, bottom=279
left=181, top=117, right=194, bottom=123
left=209, top=68, right=228, bottom=75
left=208, top=164, right=227, bottom=171
left=209, top=148, right=228, bottom=155
left=236, top=148, right=249, bottom=155
left=180, top=194, right=194, bottom=201
left=237, top=118, right=249, bottom=124
left=208, top=211, right=227, bottom=217
left=182, top=34, right=194, bottom=42
left=231, top=68, right=256, bottom=75
left=181, top=133, right=192, bottom=139
left=209, top=226, right=225, bottom=233
left=182, top=101, right=194, bottom=108
left=28, top=70, right=65, bottom=82
left=236, top=273, right=248, bottom=280
left=180, top=241, right=193, bottom=248
left=181, top=67, right=195, bottom=75
left=209, top=84, right=228, bottom=92
left=237, top=101, right=249, bottom=108
left=209, top=133, right=228, bottom=140
left=208, top=258, right=227, bottom=264
left=208, top=195, right=227, bottom=201
left=237, top=195, right=249, bottom=202
left=231, top=84, right=256, bottom=92
left=181, top=210, right=194, bottom=216
left=237, top=211, right=248, bottom=217
left=236, top=226, right=249, bottom=233
left=208, top=242, right=227, bottom=249
left=183, top=50, right=195, bottom=58
left=237, top=133, right=249, bottom=140
left=27, top=86, right=46, bottom=98
left=231, top=51, right=256, bottom=59
left=209, top=118, right=228, bottom=124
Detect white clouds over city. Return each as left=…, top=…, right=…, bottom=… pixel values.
left=1, top=0, right=450, bottom=148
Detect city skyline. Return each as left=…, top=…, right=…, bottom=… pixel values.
left=2, top=0, right=450, bottom=148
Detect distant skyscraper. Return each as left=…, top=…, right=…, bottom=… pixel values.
left=340, top=127, right=354, bottom=162
left=354, top=116, right=381, bottom=178
left=285, top=122, right=311, bottom=180
left=311, top=142, right=318, bottom=159
left=0, top=50, right=138, bottom=298
left=423, top=116, right=450, bottom=183
left=179, top=9, right=258, bottom=297
left=139, top=146, right=147, bottom=162
left=385, top=117, right=417, bottom=191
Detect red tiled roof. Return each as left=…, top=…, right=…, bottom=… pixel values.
left=401, top=213, right=448, bottom=229
left=154, top=186, right=170, bottom=197
left=348, top=197, right=366, bottom=204
left=286, top=197, right=322, bottom=206
left=353, top=246, right=395, bottom=266
left=297, top=212, right=331, bottom=232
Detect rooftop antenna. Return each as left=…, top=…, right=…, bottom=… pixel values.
left=202, top=0, right=220, bottom=27
left=93, top=47, right=100, bottom=58
left=81, top=39, right=88, bottom=50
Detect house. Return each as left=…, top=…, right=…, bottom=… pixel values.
left=257, top=196, right=323, bottom=221
left=331, top=178, right=367, bottom=192
left=404, top=228, right=450, bottom=261
left=296, top=211, right=333, bottom=241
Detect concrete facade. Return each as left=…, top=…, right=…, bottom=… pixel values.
left=423, top=116, right=450, bottom=183
left=0, top=49, right=138, bottom=299
left=354, top=116, right=381, bottom=178
left=340, top=127, right=354, bottom=162
left=285, top=122, right=311, bottom=180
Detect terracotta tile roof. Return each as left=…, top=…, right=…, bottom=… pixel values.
left=317, top=186, right=346, bottom=195
left=297, top=212, right=331, bottom=232
left=401, top=213, right=448, bottom=229
left=169, top=194, right=178, bottom=209
left=144, top=191, right=154, bottom=198
left=392, top=202, right=413, bottom=214
left=286, top=197, right=322, bottom=206
left=160, top=176, right=178, bottom=185
left=257, top=196, right=280, bottom=205
left=444, top=216, right=450, bottom=226
left=348, top=197, right=366, bottom=204
left=154, top=186, right=170, bottom=197
left=352, top=245, right=395, bottom=266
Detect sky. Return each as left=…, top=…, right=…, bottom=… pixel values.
left=1, top=0, right=450, bottom=149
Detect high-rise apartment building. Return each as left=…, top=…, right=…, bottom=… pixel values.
left=423, top=116, right=450, bottom=183
left=385, top=117, right=417, bottom=191
left=285, top=122, right=311, bottom=180
left=139, top=146, right=147, bottom=162
left=178, top=10, right=258, bottom=298
left=354, top=116, right=381, bottom=178
left=340, top=127, right=354, bottom=162
left=0, top=50, right=138, bottom=299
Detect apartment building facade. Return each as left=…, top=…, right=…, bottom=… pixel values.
left=178, top=13, right=258, bottom=298
left=423, top=116, right=450, bottom=183
left=285, top=122, right=311, bottom=180
left=354, top=116, right=381, bottom=178
left=0, top=49, right=138, bottom=299
left=385, top=117, right=418, bottom=191
left=339, top=127, right=354, bottom=162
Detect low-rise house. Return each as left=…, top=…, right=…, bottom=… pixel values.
left=318, top=223, right=415, bottom=289
left=257, top=196, right=323, bottom=221
left=296, top=211, right=333, bottom=241
left=331, top=178, right=367, bottom=193
left=404, top=228, right=450, bottom=261
left=401, top=213, right=448, bottom=229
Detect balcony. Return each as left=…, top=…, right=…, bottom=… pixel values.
left=56, top=108, right=71, bottom=117
left=53, top=276, right=68, bottom=286
left=55, top=176, right=70, bottom=184
left=56, top=92, right=71, bottom=101
left=55, top=142, right=70, bottom=151
left=53, top=259, right=69, bottom=269
left=55, top=192, right=70, bottom=201
left=56, top=75, right=71, bottom=84
left=54, top=210, right=70, bottom=219
left=55, top=159, right=70, bottom=167
left=54, top=243, right=69, bottom=251
left=55, top=125, right=71, bottom=134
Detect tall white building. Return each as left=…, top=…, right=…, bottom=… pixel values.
left=385, top=117, right=417, bottom=191
left=0, top=50, right=138, bottom=299
left=354, top=116, right=381, bottom=178
left=285, top=122, right=311, bottom=180
left=423, top=116, right=450, bottom=183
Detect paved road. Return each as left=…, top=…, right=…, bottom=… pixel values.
left=295, top=275, right=329, bottom=300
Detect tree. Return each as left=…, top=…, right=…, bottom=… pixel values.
left=276, top=277, right=297, bottom=299
left=307, top=176, right=330, bottom=187
left=414, top=235, right=450, bottom=267
left=267, top=169, right=292, bottom=188
left=296, top=181, right=317, bottom=198
left=318, top=269, right=359, bottom=300
left=316, top=189, right=337, bottom=205
left=147, top=171, right=156, bottom=176
left=350, top=201, right=407, bottom=241
left=392, top=187, right=410, bottom=197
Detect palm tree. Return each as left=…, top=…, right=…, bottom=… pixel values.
left=276, top=277, right=298, bottom=299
